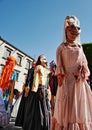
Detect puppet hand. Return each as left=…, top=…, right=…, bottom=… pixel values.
left=57, top=74, right=64, bottom=87
left=24, top=87, right=30, bottom=97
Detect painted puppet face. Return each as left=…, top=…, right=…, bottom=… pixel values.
left=40, top=55, right=47, bottom=67
left=66, top=25, right=80, bottom=42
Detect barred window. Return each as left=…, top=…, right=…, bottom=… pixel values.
left=26, top=60, right=31, bottom=69
left=17, top=55, right=22, bottom=66
left=4, top=48, right=11, bottom=58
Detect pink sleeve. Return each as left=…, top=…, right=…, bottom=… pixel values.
left=55, top=44, right=65, bottom=76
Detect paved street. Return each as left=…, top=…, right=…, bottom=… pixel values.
left=0, top=117, right=22, bottom=130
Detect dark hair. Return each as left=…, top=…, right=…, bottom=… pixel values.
left=36, top=54, right=45, bottom=66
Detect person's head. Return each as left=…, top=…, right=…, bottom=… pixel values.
left=62, top=15, right=81, bottom=44
left=36, top=54, right=47, bottom=67
left=49, top=60, right=56, bottom=73
left=32, top=61, right=36, bottom=68
left=13, top=89, right=19, bottom=98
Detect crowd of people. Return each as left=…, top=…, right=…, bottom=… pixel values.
left=0, top=15, right=92, bottom=130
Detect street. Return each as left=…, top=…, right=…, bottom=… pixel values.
left=0, top=117, right=22, bottom=130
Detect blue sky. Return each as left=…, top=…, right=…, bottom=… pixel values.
left=0, top=0, right=92, bottom=65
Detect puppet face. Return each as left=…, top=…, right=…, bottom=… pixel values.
left=66, top=25, right=79, bottom=42
left=40, top=55, right=47, bottom=67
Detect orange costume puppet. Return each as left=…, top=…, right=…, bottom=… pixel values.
left=0, top=55, right=17, bottom=91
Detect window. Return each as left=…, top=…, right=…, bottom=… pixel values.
left=11, top=70, right=20, bottom=81
left=4, top=48, right=11, bottom=58
left=26, top=60, right=31, bottom=69
left=16, top=71, right=19, bottom=81
left=17, top=55, right=22, bottom=66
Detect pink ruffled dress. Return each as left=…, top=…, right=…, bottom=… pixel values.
left=52, top=43, right=92, bottom=130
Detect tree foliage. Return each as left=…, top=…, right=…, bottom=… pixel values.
left=82, top=42, right=92, bottom=89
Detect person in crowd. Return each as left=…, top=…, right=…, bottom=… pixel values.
left=8, top=70, right=17, bottom=117
left=11, top=89, right=21, bottom=118
left=23, top=54, right=51, bottom=130
left=11, top=89, right=19, bottom=111
left=0, top=88, right=9, bottom=128
left=15, top=61, right=36, bottom=127
left=49, top=60, right=58, bottom=115
left=52, top=15, right=92, bottom=130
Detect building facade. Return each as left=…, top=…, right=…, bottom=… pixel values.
left=0, top=36, right=35, bottom=92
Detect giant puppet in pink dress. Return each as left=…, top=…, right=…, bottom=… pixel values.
left=52, top=16, right=92, bottom=130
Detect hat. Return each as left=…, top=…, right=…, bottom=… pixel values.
left=49, top=60, right=56, bottom=69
